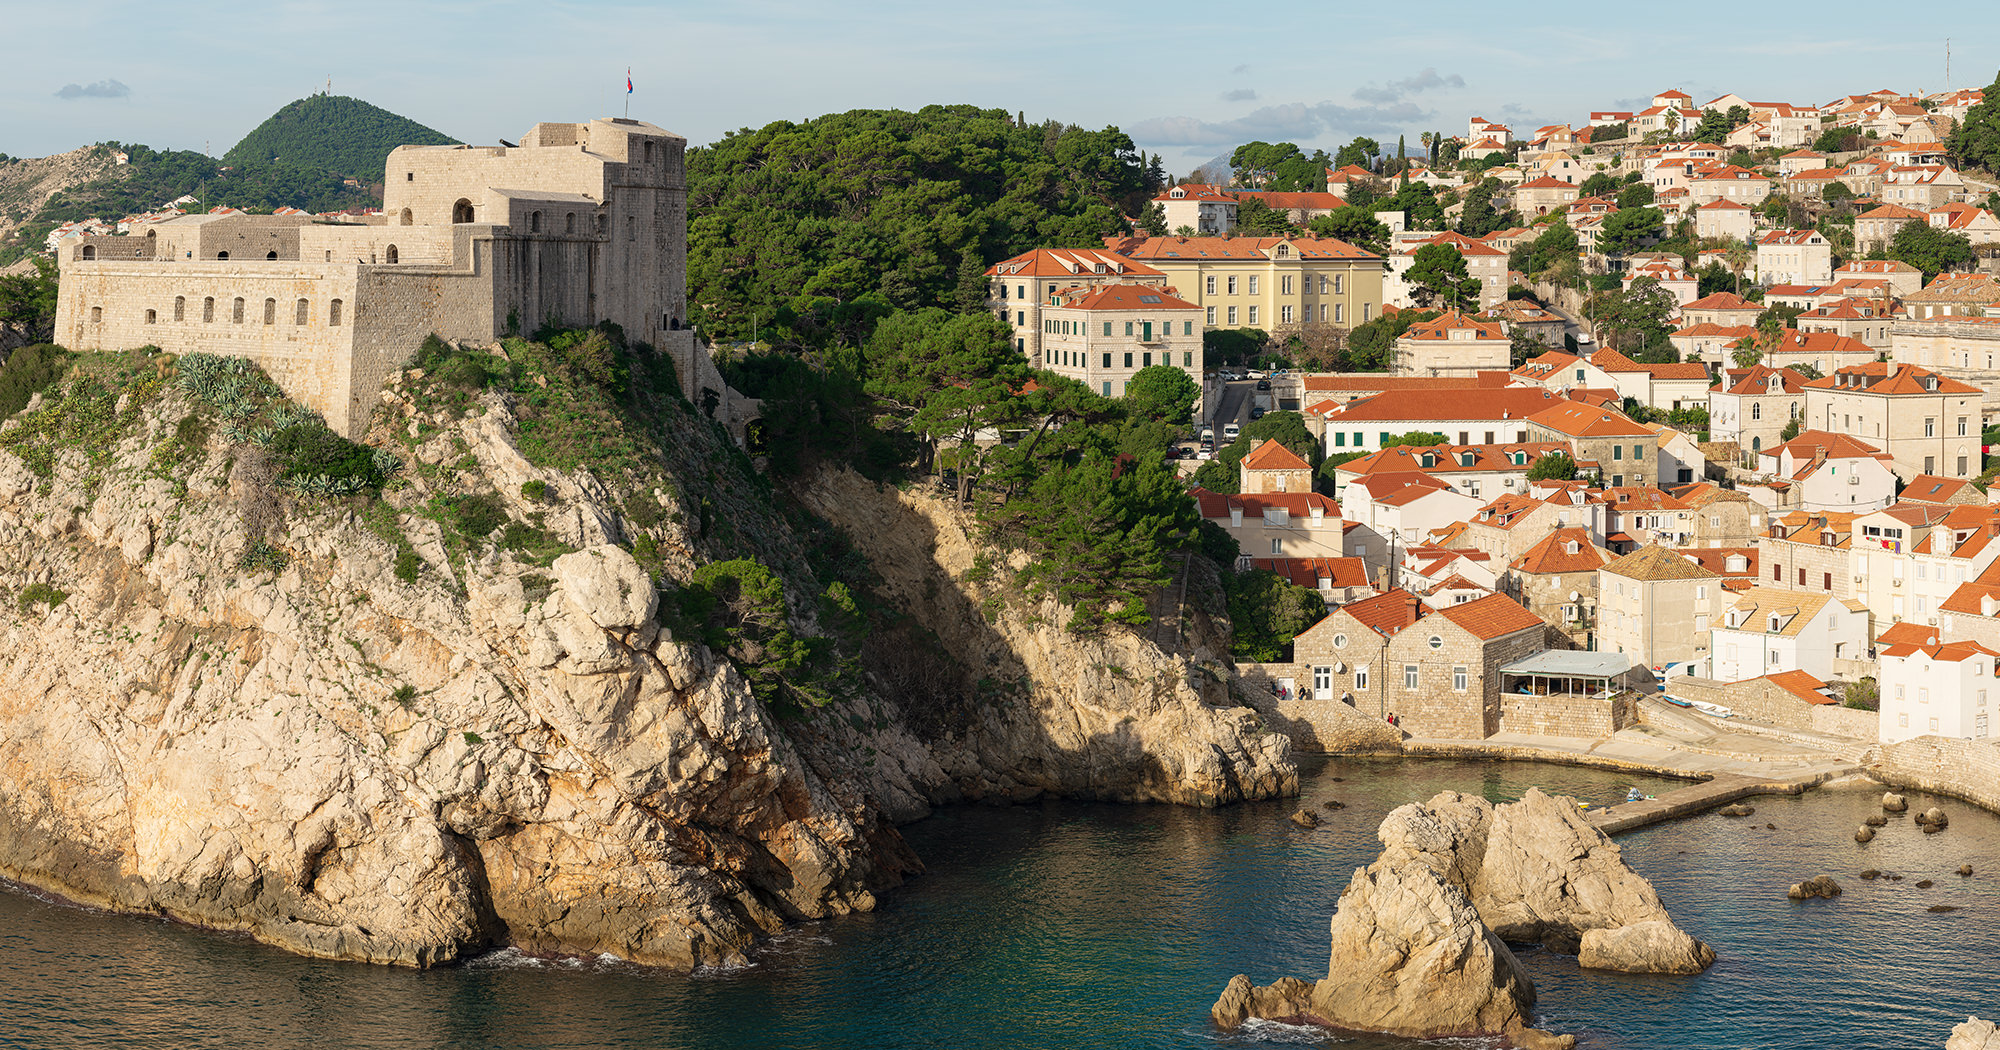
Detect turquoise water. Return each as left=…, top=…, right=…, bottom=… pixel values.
left=3, top=757, right=1995, bottom=1049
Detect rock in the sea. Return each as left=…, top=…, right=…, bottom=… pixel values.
left=1961, top=865, right=1975, bottom=877
left=1948, top=1016, right=2000, bottom=1050
left=1865, top=815, right=1889, bottom=827
left=1918, top=879, right=1935, bottom=889
left=1916, top=807, right=1950, bottom=829
left=1472, top=789, right=1714, bottom=973
left=1855, top=826, right=1875, bottom=843
left=1860, top=869, right=1882, bottom=880
left=1883, top=792, right=1909, bottom=813
left=1290, top=808, right=1322, bottom=829
left=1931, top=905, right=1962, bottom=913
left=1788, top=875, right=1842, bottom=900
left=1718, top=803, right=1755, bottom=817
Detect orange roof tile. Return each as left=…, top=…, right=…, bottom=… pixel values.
left=1341, top=588, right=1425, bottom=637
left=987, top=248, right=1163, bottom=278
left=1250, top=557, right=1370, bottom=590
left=1320, top=386, right=1564, bottom=424
left=1241, top=438, right=1311, bottom=472
left=1049, top=283, right=1199, bottom=311
left=1760, top=670, right=1836, bottom=705
left=1510, top=527, right=1610, bottom=575
left=1527, top=401, right=1653, bottom=438
left=1435, top=592, right=1545, bottom=640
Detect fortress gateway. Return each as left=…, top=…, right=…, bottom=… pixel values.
left=54, top=118, right=705, bottom=436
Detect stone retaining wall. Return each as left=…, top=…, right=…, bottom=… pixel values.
left=1496, top=690, right=1634, bottom=737
left=1873, top=736, right=2000, bottom=813
left=1238, top=689, right=1401, bottom=753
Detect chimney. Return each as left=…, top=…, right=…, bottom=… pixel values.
left=1984, top=593, right=1997, bottom=618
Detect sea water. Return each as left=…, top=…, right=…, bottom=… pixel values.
left=3, top=757, right=1993, bottom=1049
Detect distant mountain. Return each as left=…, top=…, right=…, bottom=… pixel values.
left=223, top=95, right=457, bottom=179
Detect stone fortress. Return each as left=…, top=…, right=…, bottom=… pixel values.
left=54, top=117, right=727, bottom=437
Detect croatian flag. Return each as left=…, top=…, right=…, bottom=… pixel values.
left=626, top=69, right=633, bottom=95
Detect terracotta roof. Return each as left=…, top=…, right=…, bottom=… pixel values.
left=1740, top=330, right=1881, bottom=360
left=1881, top=639, right=2000, bottom=663
left=1758, top=228, right=1825, bottom=246
left=1190, top=488, right=1340, bottom=520
left=1401, top=310, right=1508, bottom=340
left=1762, top=429, right=1890, bottom=462
left=987, top=248, right=1163, bottom=278
left=1340, top=588, right=1425, bottom=637
left=1901, top=475, right=1973, bottom=504
left=1683, top=291, right=1762, bottom=311
left=1721, top=586, right=1834, bottom=637
left=1336, top=441, right=1570, bottom=479
left=1250, top=557, right=1370, bottom=590
left=1517, top=175, right=1580, bottom=189
left=1049, top=283, right=1199, bottom=311
left=1527, top=401, right=1653, bottom=438
left=1669, top=481, right=1754, bottom=507
left=1856, top=203, right=1929, bottom=220
left=1107, top=234, right=1378, bottom=261
left=1877, top=620, right=1939, bottom=646
left=1234, top=190, right=1350, bottom=211
left=1760, top=670, right=1836, bottom=706
left=1511, top=527, right=1610, bottom=575
left=1435, top=592, right=1545, bottom=640
left=1677, top=547, right=1759, bottom=577
left=1320, top=386, right=1563, bottom=424
left=1241, top=438, right=1311, bottom=472
left=1804, top=362, right=1982, bottom=396
left=1301, top=372, right=1512, bottom=393
left=1604, top=544, right=1720, bottom=582
left=1154, top=183, right=1236, bottom=203
left=1697, top=199, right=1752, bottom=210
left=1712, top=365, right=1808, bottom=395
left=1411, top=231, right=1508, bottom=257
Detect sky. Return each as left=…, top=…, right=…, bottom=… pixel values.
left=6, top=0, right=1999, bottom=173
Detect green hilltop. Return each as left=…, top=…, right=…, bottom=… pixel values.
left=223, top=95, right=458, bottom=179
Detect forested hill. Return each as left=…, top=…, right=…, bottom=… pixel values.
left=687, top=105, right=1159, bottom=345
left=223, top=94, right=458, bottom=178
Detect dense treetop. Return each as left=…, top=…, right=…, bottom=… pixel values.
left=685, top=105, right=1153, bottom=344
left=223, top=95, right=458, bottom=177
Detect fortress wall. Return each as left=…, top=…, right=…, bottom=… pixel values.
left=349, top=256, right=502, bottom=432
left=300, top=224, right=460, bottom=267
left=58, top=261, right=363, bottom=430
left=383, top=145, right=607, bottom=228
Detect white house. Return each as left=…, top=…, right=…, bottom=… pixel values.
left=1878, top=637, right=2000, bottom=744
left=1340, top=473, right=1486, bottom=568
left=1708, top=585, right=1868, bottom=683
left=1756, top=430, right=1898, bottom=513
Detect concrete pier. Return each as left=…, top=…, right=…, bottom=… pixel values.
left=1584, top=770, right=1854, bottom=834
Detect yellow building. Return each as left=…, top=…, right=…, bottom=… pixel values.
left=1102, top=235, right=1385, bottom=333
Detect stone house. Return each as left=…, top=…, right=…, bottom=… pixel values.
left=1756, top=430, right=1897, bottom=514
left=1900, top=475, right=1985, bottom=507
left=986, top=248, right=1169, bottom=364
left=1667, top=482, right=1766, bottom=546
left=1238, top=439, right=1314, bottom=494
left=1524, top=401, right=1662, bottom=487
left=1879, top=638, right=2000, bottom=743
left=1760, top=510, right=1858, bottom=602
left=1233, top=190, right=1350, bottom=227
left=1514, top=175, right=1580, bottom=217
left=1392, top=309, right=1512, bottom=377
left=1849, top=503, right=2000, bottom=637
left=1854, top=204, right=1929, bottom=252
left=1679, top=291, right=1763, bottom=330
left=1339, top=474, right=1484, bottom=568
left=1504, top=526, right=1610, bottom=631
left=1316, top=386, right=1565, bottom=456
left=1704, top=366, right=1816, bottom=456
left=1673, top=323, right=1760, bottom=368
left=1900, top=273, right=2000, bottom=320
left=1191, top=488, right=1347, bottom=562
left=1709, top=586, right=1868, bottom=683
left=1447, top=487, right=1607, bottom=566
left=1938, top=561, right=2000, bottom=652
left=1803, top=363, right=1983, bottom=480
left=1586, top=347, right=1712, bottom=412
left=1276, top=590, right=1548, bottom=738
left=56, top=116, right=704, bottom=437
left=1105, top=234, right=1386, bottom=334
left=1889, top=315, right=2000, bottom=417
left=1598, top=545, right=1722, bottom=671
left=1035, top=283, right=1204, bottom=397
left=1328, top=440, right=1570, bottom=503
left=1386, top=233, right=1509, bottom=312
left=1756, top=229, right=1833, bottom=287
left=1480, top=298, right=1568, bottom=348
left=1248, top=556, right=1373, bottom=606
left=1152, top=184, right=1237, bottom=235
left=1693, top=199, right=1755, bottom=241
left=1735, top=330, right=1878, bottom=377
left=1835, top=260, right=1924, bottom=298
left=1685, top=166, right=1773, bottom=208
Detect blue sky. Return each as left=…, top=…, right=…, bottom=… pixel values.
left=4, top=0, right=1994, bottom=173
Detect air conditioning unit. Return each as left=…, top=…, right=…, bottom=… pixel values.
left=1848, top=475, right=1860, bottom=485
left=1928, top=616, right=1940, bottom=625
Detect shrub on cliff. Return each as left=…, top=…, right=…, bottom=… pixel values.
left=0, top=343, right=67, bottom=419
left=270, top=422, right=388, bottom=496
left=666, top=558, right=841, bottom=713
left=1226, top=569, right=1328, bottom=662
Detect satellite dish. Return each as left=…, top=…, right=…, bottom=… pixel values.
left=1569, top=590, right=1581, bottom=601
left=1334, top=662, right=1347, bottom=674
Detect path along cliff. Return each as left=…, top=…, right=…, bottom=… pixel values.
left=0, top=335, right=1293, bottom=970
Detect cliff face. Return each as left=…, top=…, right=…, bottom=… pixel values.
left=0, top=345, right=1292, bottom=969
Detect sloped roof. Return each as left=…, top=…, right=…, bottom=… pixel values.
left=1683, top=291, right=1762, bottom=311
left=1805, top=362, right=1982, bottom=395
left=1341, top=588, right=1424, bottom=637
left=1250, top=557, right=1371, bottom=590
left=1050, top=283, right=1199, bottom=311
left=1722, top=586, right=1835, bottom=636
left=1190, top=488, right=1340, bottom=520
left=1510, top=527, right=1610, bottom=575
left=1712, top=365, right=1808, bottom=395
left=1107, top=234, right=1379, bottom=261
left=1401, top=310, right=1508, bottom=340
left=1677, top=547, right=1759, bottom=577
left=988, top=248, right=1162, bottom=278
left=1241, top=438, right=1311, bottom=472
left=1436, top=592, right=1546, bottom=640
left=1901, top=475, right=1973, bottom=504
left=1527, top=401, right=1653, bottom=438
left=1604, top=544, right=1719, bottom=582
left=1762, top=429, right=1890, bottom=462
left=1760, top=670, right=1836, bottom=705
left=1321, top=386, right=1563, bottom=423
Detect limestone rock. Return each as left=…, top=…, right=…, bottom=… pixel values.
left=1856, top=826, right=1875, bottom=843
left=1472, top=788, right=1713, bottom=973
left=1577, top=919, right=1716, bottom=975
left=1948, top=1017, right=2000, bottom=1050
left=1718, top=803, right=1755, bottom=817
left=1961, top=865, right=1975, bottom=877
left=1916, top=806, right=1950, bottom=830
left=1788, top=875, right=1842, bottom=900
left=1883, top=792, right=1909, bottom=813
left=1289, top=808, right=1320, bottom=829
left=1865, top=814, right=1888, bottom=827
left=551, top=545, right=658, bottom=629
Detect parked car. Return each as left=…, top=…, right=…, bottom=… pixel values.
left=1223, top=422, right=1241, bottom=440
left=1250, top=406, right=1266, bottom=420
left=1255, top=379, right=1271, bottom=391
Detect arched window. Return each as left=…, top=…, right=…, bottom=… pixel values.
left=216, top=251, right=228, bottom=260
left=399, top=208, right=413, bottom=226
left=627, top=215, right=636, bottom=241
left=90, top=306, right=102, bottom=323
left=295, top=298, right=308, bottom=325
left=385, top=244, right=399, bottom=264
left=263, top=298, right=276, bottom=325
left=145, top=308, right=157, bottom=325
left=1751, top=403, right=1762, bottom=420
left=81, top=245, right=95, bottom=260
left=644, top=141, right=655, bottom=164
left=566, top=213, right=576, bottom=234
left=144, top=230, right=157, bottom=256
left=452, top=199, right=474, bottom=224
left=1791, top=402, right=1799, bottom=419
left=329, top=299, right=343, bottom=326
left=202, top=297, right=215, bottom=322
left=529, top=212, right=541, bottom=233
left=173, top=296, right=185, bottom=321
left=1751, top=436, right=1762, bottom=451
left=232, top=297, right=245, bottom=323
left=266, top=250, right=277, bottom=260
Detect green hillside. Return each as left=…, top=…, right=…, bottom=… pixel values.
left=223, top=94, right=458, bottom=178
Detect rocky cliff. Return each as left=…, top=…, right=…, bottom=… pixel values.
left=0, top=340, right=1293, bottom=969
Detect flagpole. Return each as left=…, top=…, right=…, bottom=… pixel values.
left=625, top=67, right=631, bottom=119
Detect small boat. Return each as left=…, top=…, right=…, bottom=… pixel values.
left=1659, top=694, right=1694, bottom=709
left=1688, top=700, right=1735, bottom=719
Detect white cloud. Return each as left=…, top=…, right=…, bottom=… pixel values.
left=1131, top=100, right=1430, bottom=146
left=1352, top=67, right=1465, bottom=104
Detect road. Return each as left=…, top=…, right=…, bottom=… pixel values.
left=1208, top=379, right=1259, bottom=431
